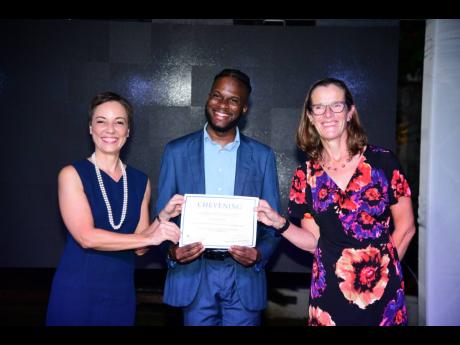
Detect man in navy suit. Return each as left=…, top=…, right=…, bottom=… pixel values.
left=156, top=69, right=281, bottom=326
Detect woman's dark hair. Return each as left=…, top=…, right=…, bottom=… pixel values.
left=88, top=91, right=133, bottom=128
left=213, top=69, right=252, bottom=95
left=296, top=77, right=367, bottom=162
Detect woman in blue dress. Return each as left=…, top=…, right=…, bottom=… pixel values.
left=46, top=92, right=182, bottom=326
left=256, top=78, right=416, bottom=325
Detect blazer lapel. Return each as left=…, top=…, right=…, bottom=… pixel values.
left=234, top=135, right=252, bottom=196
left=188, top=133, right=206, bottom=194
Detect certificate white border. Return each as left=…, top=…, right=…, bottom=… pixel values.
left=179, top=194, right=259, bottom=249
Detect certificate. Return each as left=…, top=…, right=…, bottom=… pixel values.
left=179, top=194, right=259, bottom=249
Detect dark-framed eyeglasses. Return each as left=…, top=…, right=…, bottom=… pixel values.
left=310, top=101, right=346, bottom=116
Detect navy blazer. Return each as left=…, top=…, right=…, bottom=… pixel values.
left=156, top=129, right=281, bottom=311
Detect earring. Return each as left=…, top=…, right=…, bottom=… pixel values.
left=89, top=127, right=92, bottom=135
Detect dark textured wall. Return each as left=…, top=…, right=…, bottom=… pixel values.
left=0, top=20, right=399, bottom=271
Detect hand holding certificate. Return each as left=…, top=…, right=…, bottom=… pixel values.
left=179, top=194, right=259, bottom=249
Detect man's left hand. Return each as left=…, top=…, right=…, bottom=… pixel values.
left=228, top=246, right=260, bottom=267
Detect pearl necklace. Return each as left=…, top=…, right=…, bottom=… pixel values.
left=91, top=153, right=128, bottom=230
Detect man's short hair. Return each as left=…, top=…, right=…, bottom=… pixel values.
left=213, top=69, right=252, bottom=94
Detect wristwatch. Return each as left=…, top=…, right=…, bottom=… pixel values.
left=277, top=217, right=291, bottom=234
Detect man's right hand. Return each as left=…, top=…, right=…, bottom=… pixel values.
left=169, top=242, right=205, bottom=263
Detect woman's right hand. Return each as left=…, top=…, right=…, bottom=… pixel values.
left=256, top=199, right=285, bottom=229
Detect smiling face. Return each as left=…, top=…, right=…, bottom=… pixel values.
left=89, top=101, right=130, bottom=155
left=205, top=76, right=249, bottom=134
left=308, top=84, right=355, bottom=142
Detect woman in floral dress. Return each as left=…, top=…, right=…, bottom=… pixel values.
left=256, top=78, right=416, bottom=326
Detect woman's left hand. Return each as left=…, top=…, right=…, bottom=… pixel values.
left=159, top=194, right=184, bottom=221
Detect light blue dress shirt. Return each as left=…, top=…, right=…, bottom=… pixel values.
left=203, top=123, right=240, bottom=196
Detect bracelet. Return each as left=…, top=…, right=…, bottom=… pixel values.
left=277, top=217, right=290, bottom=234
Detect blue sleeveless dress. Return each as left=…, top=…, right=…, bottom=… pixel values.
left=46, top=159, right=148, bottom=326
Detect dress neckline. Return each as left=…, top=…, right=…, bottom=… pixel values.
left=86, top=158, right=126, bottom=184
left=318, top=146, right=368, bottom=193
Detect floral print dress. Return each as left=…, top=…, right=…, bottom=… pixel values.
left=288, top=145, right=411, bottom=326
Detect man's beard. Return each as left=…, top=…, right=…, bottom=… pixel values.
left=205, top=109, right=241, bottom=133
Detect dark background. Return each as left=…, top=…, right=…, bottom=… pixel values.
left=0, top=19, right=401, bottom=274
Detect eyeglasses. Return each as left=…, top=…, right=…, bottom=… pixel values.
left=310, top=101, right=346, bottom=116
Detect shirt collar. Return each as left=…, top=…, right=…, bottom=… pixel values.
left=203, top=123, right=240, bottom=149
